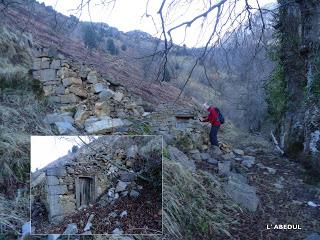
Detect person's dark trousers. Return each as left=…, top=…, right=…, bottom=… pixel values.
left=210, top=125, right=220, bottom=146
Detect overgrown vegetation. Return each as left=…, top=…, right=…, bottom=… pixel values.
left=83, top=24, right=99, bottom=50
left=106, top=38, right=119, bottom=55
left=265, top=21, right=288, bottom=123
left=309, top=54, right=320, bottom=103
left=163, top=158, right=239, bottom=239
left=0, top=26, right=52, bottom=236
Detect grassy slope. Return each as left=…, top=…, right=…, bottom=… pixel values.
left=0, top=26, right=52, bottom=237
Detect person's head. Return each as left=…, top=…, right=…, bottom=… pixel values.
left=203, top=102, right=209, bottom=110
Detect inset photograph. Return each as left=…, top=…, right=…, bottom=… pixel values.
left=30, top=135, right=162, bottom=235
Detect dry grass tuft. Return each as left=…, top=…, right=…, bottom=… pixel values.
left=163, top=158, right=239, bottom=239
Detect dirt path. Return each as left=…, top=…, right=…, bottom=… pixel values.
left=231, top=150, right=320, bottom=240
left=196, top=144, right=320, bottom=240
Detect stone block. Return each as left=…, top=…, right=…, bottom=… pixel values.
left=50, top=59, right=61, bottom=69
left=46, top=167, right=67, bottom=177
left=32, top=58, right=41, bottom=70
left=41, top=57, right=50, bottom=68
left=40, top=69, right=56, bottom=82
left=47, top=185, right=68, bottom=195
left=47, top=176, right=59, bottom=186
left=87, top=71, right=98, bottom=83
left=62, top=77, right=82, bottom=87
left=69, top=85, right=87, bottom=98
left=60, top=94, right=80, bottom=103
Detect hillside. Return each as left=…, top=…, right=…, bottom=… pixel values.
left=0, top=1, right=319, bottom=240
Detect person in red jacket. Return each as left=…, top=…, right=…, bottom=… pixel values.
left=200, top=103, right=221, bottom=147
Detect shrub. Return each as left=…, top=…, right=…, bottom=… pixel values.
left=106, top=38, right=119, bottom=55
left=121, top=44, right=127, bottom=51
left=82, top=24, right=98, bottom=49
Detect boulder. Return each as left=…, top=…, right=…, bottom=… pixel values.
left=242, top=156, right=256, bottom=168
left=129, top=190, right=140, bottom=198
left=63, top=223, right=78, bottom=235
left=223, top=180, right=259, bottom=212
left=168, top=146, right=196, bottom=172
left=54, top=122, right=78, bottom=134
left=115, top=181, right=128, bottom=193
left=87, top=71, right=98, bottom=83
left=228, top=172, right=247, bottom=184
left=84, top=117, right=126, bottom=134
left=120, top=172, right=136, bottom=182
left=44, top=112, right=74, bottom=125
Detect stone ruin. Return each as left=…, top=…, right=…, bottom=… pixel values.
left=31, top=47, right=146, bottom=135
left=31, top=136, right=162, bottom=224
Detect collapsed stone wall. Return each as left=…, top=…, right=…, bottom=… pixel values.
left=36, top=136, right=162, bottom=223
left=31, top=46, right=145, bottom=134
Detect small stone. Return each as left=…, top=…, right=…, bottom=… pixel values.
left=127, top=145, right=138, bottom=159
left=242, top=156, right=256, bottom=168
left=93, top=83, right=107, bottom=93
left=200, top=153, right=210, bottom=161
left=63, top=223, right=78, bottom=235
left=112, top=228, right=123, bottom=234
left=222, top=152, right=235, bottom=160
left=218, top=161, right=231, bottom=176
left=54, top=122, right=77, bottom=134
left=99, top=89, right=115, bottom=101
left=120, top=211, right=128, bottom=218
left=87, top=71, right=98, bottom=84
left=120, top=172, right=136, bottom=182
left=74, top=105, right=90, bottom=127
left=115, top=181, right=128, bottom=193
left=129, top=190, right=140, bottom=198
left=233, top=149, right=244, bottom=155
left=114, top=91, right=124, bottom=101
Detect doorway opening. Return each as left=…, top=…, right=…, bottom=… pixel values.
left=75, top=176, right=95, bottom=208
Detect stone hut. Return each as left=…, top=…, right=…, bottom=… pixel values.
left=33, top=136, right=162, bottom=223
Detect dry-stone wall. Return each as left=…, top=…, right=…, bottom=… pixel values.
left=31, top=47, right=145, bottom=134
